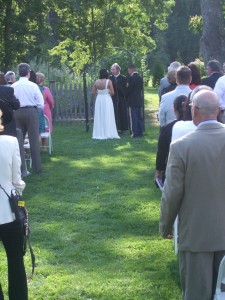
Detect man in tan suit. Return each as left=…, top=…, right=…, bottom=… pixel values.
left=160, top=90, right=225, bottom=300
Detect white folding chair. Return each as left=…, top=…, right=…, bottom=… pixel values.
left=41, top=115, right=53, bottom=154
left=24, top=136, right=32, bottom=168
left=214, top=255, right=225, bottom=300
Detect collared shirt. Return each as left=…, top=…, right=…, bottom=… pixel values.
left=214, top=75, right=225, bottom=109
left=198, top=120, right=219, bottom=126
left=158, top=85, right=191, bottom=127
left=12, top=77, right=44, bottom=109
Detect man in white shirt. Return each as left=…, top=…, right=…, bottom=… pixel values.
left=158, top=66, right=192, bottom=127
left=214, top=74, right=225, bottom=123
left=12, top=63, right=44, bottom=173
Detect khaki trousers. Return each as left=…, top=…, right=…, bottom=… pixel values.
left=179, top=250, right=225, bottom=300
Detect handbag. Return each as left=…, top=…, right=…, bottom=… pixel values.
left=0, top=184, right=35, bottom=279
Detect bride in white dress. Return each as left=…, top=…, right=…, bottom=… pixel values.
left=92, top=69, right=120, bottom=139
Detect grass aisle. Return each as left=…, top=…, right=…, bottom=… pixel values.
left=0, top=88, right=181, bottom=299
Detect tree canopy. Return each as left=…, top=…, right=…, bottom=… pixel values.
left=0, top=0, right=225, bottom=75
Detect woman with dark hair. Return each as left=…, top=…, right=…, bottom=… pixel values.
left=188, top=62, right=201, bottom=89
left=155, top=94, right=187, bottom=183
left=92, top=68, right=120, bottom=139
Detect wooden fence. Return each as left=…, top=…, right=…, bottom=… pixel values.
left=50, top=82, right=94, bottom=120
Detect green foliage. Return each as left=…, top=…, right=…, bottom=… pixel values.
left=0, top=0, right=50, bottom=70
left=152, top=59, right=164, bottom=88
left=192, top=58, right=205, bottom=77
left=165, top=0, right=202, bottom=65
left=189, top=15, right=203, bottom=33
left=47, top=0, right=175, bottom=74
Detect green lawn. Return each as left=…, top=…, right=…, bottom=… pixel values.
left=0, top=87, right=182, bottom=300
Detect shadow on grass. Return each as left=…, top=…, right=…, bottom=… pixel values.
left=18, top=121, right=180, bottom=299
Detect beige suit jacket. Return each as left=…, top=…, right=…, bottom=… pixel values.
left=160, top=122, right=225, bottom=252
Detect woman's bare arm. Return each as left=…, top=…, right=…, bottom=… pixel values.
left=92, top=82, right=97, bottom=96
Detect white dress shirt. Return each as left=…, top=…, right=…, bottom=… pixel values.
left=12, top=77, right=44, bottom=109
left=158, top=85, right=191, bottom=127
left=214, top=75, right=225, bottom=110
left=0, top=136, right=25, bottom=224
left=171, top=120, right=196, bottom=142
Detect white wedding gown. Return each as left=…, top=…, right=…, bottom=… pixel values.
left=92, top=79, right=120, bottom=139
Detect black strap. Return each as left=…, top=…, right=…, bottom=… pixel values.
left=0, top=184, right=35, bottom=280
left=27, top=237, right=36, bottom=281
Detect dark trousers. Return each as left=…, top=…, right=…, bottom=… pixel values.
left=113, top=98, right=129, bottom=131
left=128, top=107, right=143, bottom=137
left=14, top=107, right=41, bottom=173
left=0, top=221, right=28, bottom=300
left=179, top=250, right=225, bottom=300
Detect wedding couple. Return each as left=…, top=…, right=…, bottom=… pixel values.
left=92, top=62, right=131, bottom=140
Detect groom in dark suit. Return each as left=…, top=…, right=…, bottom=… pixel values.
left=126, top=64, right=144, bottom=138
left=109, top=63, right=128, bottom=132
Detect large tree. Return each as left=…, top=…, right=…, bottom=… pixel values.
left=48, top=0, right=175, bottom=73
left=200, top=0, right=225, bottom=64
left=0, top=0, right=50, bottom=71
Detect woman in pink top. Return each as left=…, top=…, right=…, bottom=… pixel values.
left=36, top=73, right=54, bottom=133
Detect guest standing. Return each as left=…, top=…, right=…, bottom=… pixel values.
left=29, top=71, right=45, bottom=138
left=155, top=95, right=187, bottom=183
left=187, top=62, right=201, bottom=89
left=126, top=64, right=144, bottom=138
left=158, top=61, right=181, bottom=100
left=12, top=63, right=44, bottom=173
left=160, top=90, right=225, bottom=300
left=0, top=107, right=28, bottom=300
left=36, top=72, right=55, bottom=134
left=201, top=60, right=222, bottom=88
left=109, top=63, right=128, bottom=132
left=160, top=69, right=177, bottom=101
left=92, top=69, right=120, bottom=140
left=0, top=73, right=20, bottom=137
left=5, top=71, right=16, bottom=85
left=158, top=66, right=192, bottom=127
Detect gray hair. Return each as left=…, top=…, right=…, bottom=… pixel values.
left=5, top=71, right=15, bottom=83
left=189, top=85, right=212, bottom=102
left=193, top=90, right=219, bottom=116
left=18, top=63, right=30, bottom=77
left=207, top=60, right=222, bottom=73
left=36, top=72, right=45, bottom=85
left=111, top=63, right=121, bottom=71
left=168, top=61, right=181, bottom=71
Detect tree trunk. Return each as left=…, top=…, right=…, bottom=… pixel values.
left=200, top=0, right=225, bottom=65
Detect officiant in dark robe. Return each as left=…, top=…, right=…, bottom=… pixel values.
left=109, top=63, right=128, bottom=132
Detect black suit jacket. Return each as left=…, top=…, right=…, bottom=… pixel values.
left=156, top=120, right=177, bottom=171
left=201, top=72, right=222, bottom=89
left=0, top=85, right=20, bottom=136
left=109, top=74, right=126, bottom=103
left=126, top=73, right=143, bottom=107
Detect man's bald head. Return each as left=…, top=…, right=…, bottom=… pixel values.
left=192, top=90, right=220, bottom=125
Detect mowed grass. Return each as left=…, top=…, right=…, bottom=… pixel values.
left=0, top=86, right=181, bottom=299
